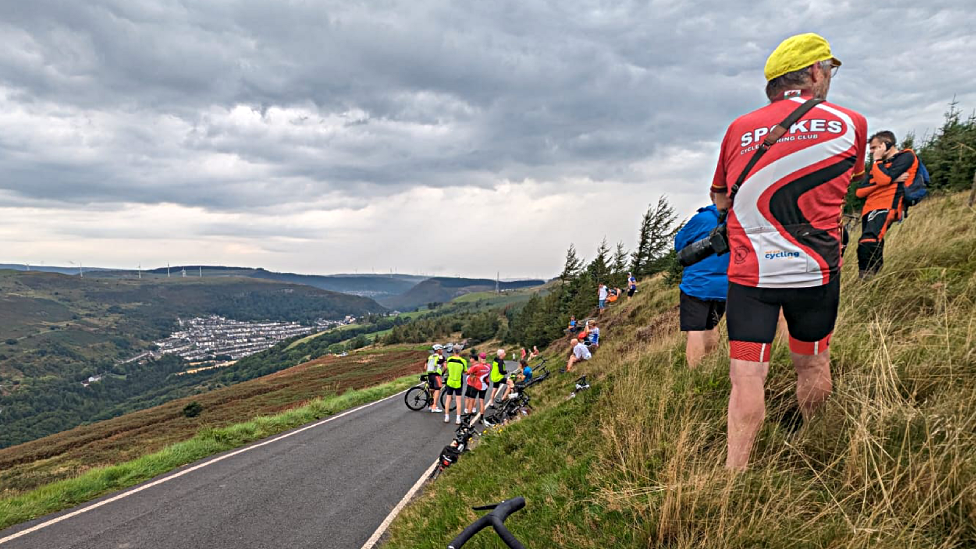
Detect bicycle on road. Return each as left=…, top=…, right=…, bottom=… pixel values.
left=447, top=497, right=527, bottom=549
left=404, top=374, right=436, bottom=411
left=404, top=374, right=461, bottom=412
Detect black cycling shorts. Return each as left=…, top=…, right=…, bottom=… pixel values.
left=427, top=373, right=441, bottom=390
left=464, top=385, right=486, bottom=399
left=679, top=291, right=727, bottom=331
left=443, top=385, right=463, bottom=396
left=726, top=276, right=840, bottom=361
left=627, top=287, right=636, bottom=297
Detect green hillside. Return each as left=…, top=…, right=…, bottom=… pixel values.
left=0, top=272, right=386, bottom=447
left=385, top=193, right=976, bottom=548
left=378, top=277, right=545, bottom=311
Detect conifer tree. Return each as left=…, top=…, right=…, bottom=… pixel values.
left=630, top=196, right=679, bottom=276
left=610, top=241, right=629, bottom=287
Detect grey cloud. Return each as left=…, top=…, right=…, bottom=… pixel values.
left=0, top=0, right=974, bottom=214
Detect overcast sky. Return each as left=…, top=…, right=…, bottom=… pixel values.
left=1, top=0, right=973, bottom=279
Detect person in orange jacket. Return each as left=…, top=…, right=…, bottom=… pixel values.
left=855, top=131, right=915, bottom=279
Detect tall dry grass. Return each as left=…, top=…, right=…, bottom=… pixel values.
left=384, top=193, right=974, bottom=549
left=596, top=193, right=976, bottom=548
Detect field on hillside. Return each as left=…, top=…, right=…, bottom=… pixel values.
left=0, top=271, right=389, bottom=447
left=0, top=347, right=426, bottom=499
left=449, top=285, right=549, bottom=308
left=385, top=193, right=976, bottom=549
left=0, top=271, right=384, bottom=379
left=380, top=277, right=546, bottom=311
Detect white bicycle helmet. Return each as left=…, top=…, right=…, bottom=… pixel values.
left=432, top=344, right=444, bottom=351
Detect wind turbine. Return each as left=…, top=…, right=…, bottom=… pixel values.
left=167, top=263, right=171, bottom=278
left=68, top=261, right=83, bottom=278
left=138, top=264, right=142, bottom=279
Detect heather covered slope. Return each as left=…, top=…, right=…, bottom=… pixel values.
left=385, top=193, right=976, bottom=548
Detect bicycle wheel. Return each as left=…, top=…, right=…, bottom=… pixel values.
left=404, top=386, right=431, bottom=411
left=439, top=390, right=458, bottom=412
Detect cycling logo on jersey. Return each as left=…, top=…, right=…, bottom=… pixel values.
left=740, top=119, right=844, bottom=149
left=733, top=246, right=750, bottom=264
left=764, top=250, right=801, bottom=260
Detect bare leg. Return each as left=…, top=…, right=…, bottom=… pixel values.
left=455, top=395, right=464, bottom=418
left=793, top=350, right=832, bottom=421
left=726, top=358, right=770, bottom=470
left=431, top=389, right=441, bottom=410
left=685, top=328, right=719, bottom=368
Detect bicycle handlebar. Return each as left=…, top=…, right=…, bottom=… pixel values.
left=447, top=497, right=526, bottom=549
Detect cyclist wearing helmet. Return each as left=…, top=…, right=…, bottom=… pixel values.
left=426, top=345, right=445, bottom=413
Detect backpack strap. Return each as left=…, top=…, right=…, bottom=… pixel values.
left=727, top=98, right=825, bottom=207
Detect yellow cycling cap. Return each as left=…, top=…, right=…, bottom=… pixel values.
left=764, top=33, right=841, bottom=81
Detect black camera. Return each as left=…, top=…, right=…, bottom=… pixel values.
left=677, top=223, right=730, bottom=267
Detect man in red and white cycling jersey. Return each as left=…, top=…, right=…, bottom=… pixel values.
left=710, top=33, right=867, bottom=469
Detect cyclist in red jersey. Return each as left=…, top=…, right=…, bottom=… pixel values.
left=710, top=33, right=867, bottom=469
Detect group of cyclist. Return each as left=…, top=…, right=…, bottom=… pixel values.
left=423, top=343, right=539, bottom=425
left=435, top=30, right=935, bottom=547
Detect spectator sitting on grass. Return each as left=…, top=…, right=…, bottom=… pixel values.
left=587, top=321, right=600, bottom=347
left=565, top=333, right=592, bottom=373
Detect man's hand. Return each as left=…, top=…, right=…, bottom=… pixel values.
left=895, top=172, right=910, bottom=183
left=713, top=191, right=731, bottom=212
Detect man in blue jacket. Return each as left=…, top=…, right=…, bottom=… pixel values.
left=674, top=194, right=730, bottom=368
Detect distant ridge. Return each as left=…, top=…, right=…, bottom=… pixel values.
left=2, top=264, right=547, bottom=302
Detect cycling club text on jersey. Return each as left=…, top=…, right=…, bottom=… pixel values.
left=739, top=119, right=845, bottom=153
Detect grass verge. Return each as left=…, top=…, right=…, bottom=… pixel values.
left=385, top=192, right=976, bottom=548
left=0, top=374, right=417, bottom=531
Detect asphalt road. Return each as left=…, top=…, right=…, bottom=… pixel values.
left=0, top=390, right=471, bottom=549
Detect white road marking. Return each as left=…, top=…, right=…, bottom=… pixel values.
left=0, top=390, right=407, bottom=546
left=360, top=460, right=438, bottom=549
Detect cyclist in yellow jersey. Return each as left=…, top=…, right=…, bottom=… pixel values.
left=425, top=345, right=445, bottom=413
left=488, top=348, right=509, bottom=405
left=443, top=346, right=468, bottom=424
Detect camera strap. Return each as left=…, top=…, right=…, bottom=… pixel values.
left=726, top=97, right=825, bottom=209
